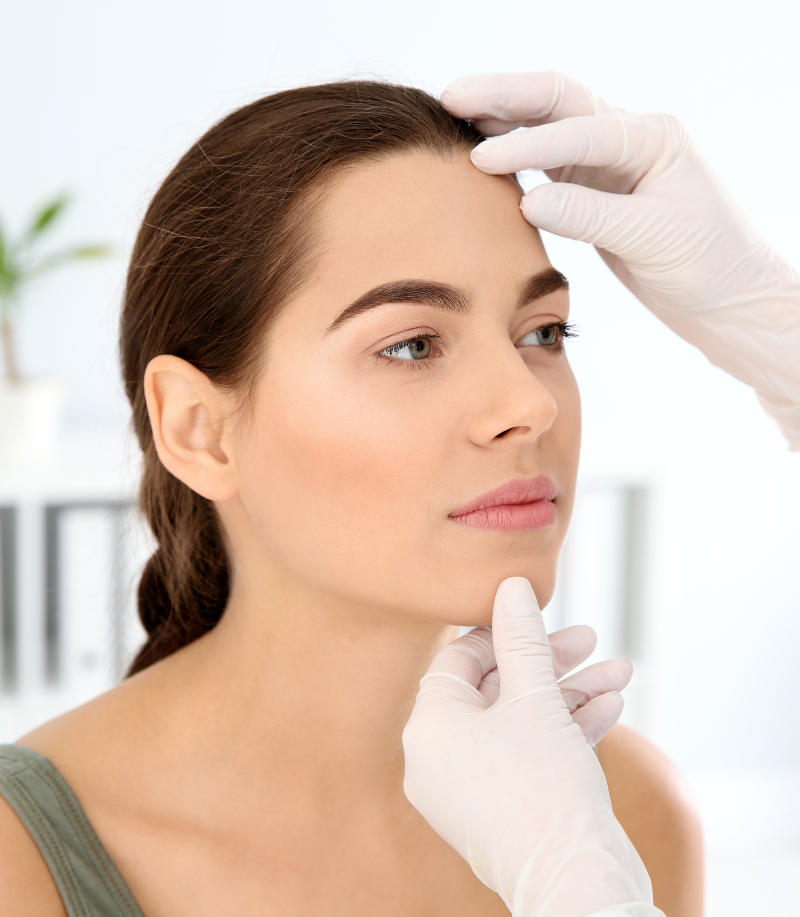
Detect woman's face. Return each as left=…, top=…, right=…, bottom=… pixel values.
left=225, top=148, right=581, bottom=627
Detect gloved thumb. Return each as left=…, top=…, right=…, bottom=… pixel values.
left=520, top=181, right=640, bottom=257
left=491, top=576, right=566, bottom=706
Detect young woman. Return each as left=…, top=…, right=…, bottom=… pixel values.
left=0, top=79, right=703, bottom=917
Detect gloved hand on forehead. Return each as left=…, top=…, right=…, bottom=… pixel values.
left=440, top=70, right=800, bottom=451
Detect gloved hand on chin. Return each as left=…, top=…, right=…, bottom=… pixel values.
left=402, top=576, right=665, bottom=917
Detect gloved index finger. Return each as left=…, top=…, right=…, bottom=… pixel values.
left=491, top=576, right=560, bottom=702
left=440, top=70, right=610, bottom=126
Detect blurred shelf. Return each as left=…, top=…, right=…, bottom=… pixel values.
left=0, top=425, right=148, bottom=694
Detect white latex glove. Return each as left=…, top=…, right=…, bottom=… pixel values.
left=402, top=577, right=665, bottom=917
left=507, top=620, right=631, bottom=749
left=440, top=70, right=800, bottom=452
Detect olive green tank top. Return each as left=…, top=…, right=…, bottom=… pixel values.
left=0, top=743, right=146, bottom=916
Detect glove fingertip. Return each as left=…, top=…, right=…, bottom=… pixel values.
left=573, top=691, right=625, bottom=746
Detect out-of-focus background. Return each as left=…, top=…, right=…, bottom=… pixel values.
left=1, top=1, right=799, bottom=913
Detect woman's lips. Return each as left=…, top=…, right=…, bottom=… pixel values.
left=448, top=499, right=557, bottom=531
left=448, top=474, right=558, bottom=518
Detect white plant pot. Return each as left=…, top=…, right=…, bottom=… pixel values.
left=0, top=375, right=67, bottom=469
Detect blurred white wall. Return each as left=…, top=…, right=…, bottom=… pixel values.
left=2, top=1, right=799, bottom=914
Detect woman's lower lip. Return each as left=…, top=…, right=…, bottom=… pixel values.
left=448, top=500, right=557, bottom=531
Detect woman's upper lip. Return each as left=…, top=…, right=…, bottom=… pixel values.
left=448, top=475, right=558, bottom=517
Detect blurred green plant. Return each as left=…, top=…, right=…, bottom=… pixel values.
left=0, top=192, right=113, bottom=383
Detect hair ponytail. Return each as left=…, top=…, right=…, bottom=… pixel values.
left=124, top=443, right=230, bottom=677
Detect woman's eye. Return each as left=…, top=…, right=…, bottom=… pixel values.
left=374, top=321, right=579, bottom=372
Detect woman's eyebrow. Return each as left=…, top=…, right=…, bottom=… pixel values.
left=323, top=266, right=569, bottom=336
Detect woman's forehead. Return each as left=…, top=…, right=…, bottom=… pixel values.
left=312, top=153, right=542, bottom=277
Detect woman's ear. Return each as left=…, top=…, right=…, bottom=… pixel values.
left=143, top=354, right=240, bottom=502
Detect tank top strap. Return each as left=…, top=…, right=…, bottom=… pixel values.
left=0, top=743, right=146, bottom=916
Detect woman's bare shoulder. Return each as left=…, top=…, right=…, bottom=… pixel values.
left=12, top=684, right=130, bottom=775
left=11, top=672, right=167, bottom=819
left=14, top=659, right=173, bottom=759
left=4, top=682, right=165, bottom=915
left=595, top=722, right=702, bottom=816
left=595, top=722, right=705, bottom=917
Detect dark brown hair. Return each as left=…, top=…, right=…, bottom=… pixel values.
left=119, top=78, right=490, bottom=677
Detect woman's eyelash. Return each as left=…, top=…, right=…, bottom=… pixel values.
left=375, top=321, right=580, bottom=372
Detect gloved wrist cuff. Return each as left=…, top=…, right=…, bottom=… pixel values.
left=511, top=808, right=654, bottom=917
